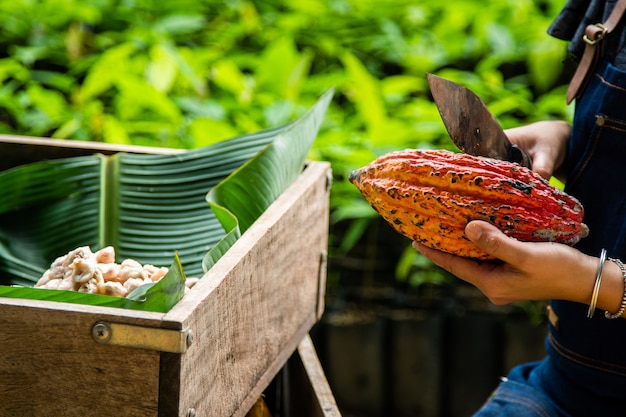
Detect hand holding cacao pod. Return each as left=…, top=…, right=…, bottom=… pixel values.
left=349, top=149, right=588, bottom=260
left=413, top=221, right=603, bottom=306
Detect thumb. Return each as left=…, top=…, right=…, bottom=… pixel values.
left=465, top=220, right=524, bottom=263
left=528, top=153, right=554, bottom=180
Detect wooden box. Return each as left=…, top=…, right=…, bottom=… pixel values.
left=0, top=135, right=334, bottom=417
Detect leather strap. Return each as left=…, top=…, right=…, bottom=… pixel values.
left=566, top=0, right=626, bottom=104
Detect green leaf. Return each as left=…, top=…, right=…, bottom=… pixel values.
left=189, top=117, right=239, bottom=147
left=0, top=91, right=334, bottom=311
left=203, top=89, right=334, bottom=270
left=153, top=14, right=207, bottom=36
left=528, top=38, right=566, bottom=93
left=211, top=59, right=252, bottom=104
left=78, top=42, right=137, bottom=103
left=147, top=43, right=178, bottom=93
left=341, top=52, right=387, bottom=135
left=256, top=36, right=313, bottom=100
left=0, top=253, right=186, bottom=312
left=125, top=252, right=186, bottom=311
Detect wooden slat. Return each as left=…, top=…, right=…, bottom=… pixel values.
left=296, top=335, right=342, bottom=417
left=0, top=298, right=165, bottom=416
left=261, top=334, right=342, bottom=417
left=160, top=161, right=331, bottom=417
left=0, top=134, right=183, bottom=171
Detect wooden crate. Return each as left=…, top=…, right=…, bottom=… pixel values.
left=0, top=135, right=335, bottom=417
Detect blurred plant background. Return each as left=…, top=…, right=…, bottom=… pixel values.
left=0, top=0, right=571, bottom=415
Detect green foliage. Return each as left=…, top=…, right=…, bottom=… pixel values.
left=396, top=245, right=450, bottom=288
left=203, top=89, right=332, bottom=270
left=0, top=93, right=329, bottom=310
left=0, top=0, right=572, bottom=287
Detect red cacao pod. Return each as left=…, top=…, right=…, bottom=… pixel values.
left=349, top=149, right=588, bottom=260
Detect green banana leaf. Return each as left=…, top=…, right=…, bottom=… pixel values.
left=0, top=252, right=186, bottom=311
left=203, top=89, right=334, bottom=270
left=0, top=89, right=333, bottom=312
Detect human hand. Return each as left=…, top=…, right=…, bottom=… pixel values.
left=504, top=120, right=571, bottom=181
left=411, top=220, right=619, bottom=308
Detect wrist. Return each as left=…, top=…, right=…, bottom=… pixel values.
left=598, top=258, right=626, bottom=318
left=582, top=252, right=626, bottom=319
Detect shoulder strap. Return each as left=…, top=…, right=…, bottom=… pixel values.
left=566, top=0, right=626, bottom=104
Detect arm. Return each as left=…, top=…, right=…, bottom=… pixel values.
left=413, top=221, right=626, bottom=318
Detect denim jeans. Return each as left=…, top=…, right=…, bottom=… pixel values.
left=473, top=362, right=558, bottom=417
left=474, top=58, right=626, bottom=417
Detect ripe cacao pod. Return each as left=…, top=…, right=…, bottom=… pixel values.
left=349, top=149, right=588, bottom=260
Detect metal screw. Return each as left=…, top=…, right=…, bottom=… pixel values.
left=187, top=409, right=196, bottom=417
left=92, top=322, right=111, bottom=343
left=186, top=330, right=194, bottom=349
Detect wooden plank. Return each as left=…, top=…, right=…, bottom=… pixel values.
left=0, top=134, right=182, bottom=171
left=295, top=335, right=342, bottom=417
left=262, top=334, right=341, bottom=417
left=162, top=161, right=331, bottom=417
left=0, top=298, right=166, bottom=417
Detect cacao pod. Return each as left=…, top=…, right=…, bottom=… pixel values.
left=349, top=149, right=588, bottom=260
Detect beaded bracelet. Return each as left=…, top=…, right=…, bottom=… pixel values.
left=605, top=257, right=626, bottom=319
left=587, top=248, right=607, bottom=319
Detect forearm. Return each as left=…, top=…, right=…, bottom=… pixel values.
left=413, top=222, right=626, bottom=319
left=587, top=255, right=626, bottom=318
left=551, top=249, right=626, bottom=318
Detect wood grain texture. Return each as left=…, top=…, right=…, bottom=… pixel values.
left=161, top=161, right=331, bottom=417
left=0, top=134, right=182, bottom=171
left=262, top=335, right=341, bottom=417
left=1, top=136, right=332, bottom=417
left=0, top=299, right=165, bottom=417
left=296, top=335, right=341, bottom=417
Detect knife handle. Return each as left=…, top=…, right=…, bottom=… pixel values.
left=508, top=144, right=532, bottom=169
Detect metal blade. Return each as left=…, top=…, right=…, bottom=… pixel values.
left=427, top=73, right=529, bottom=166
